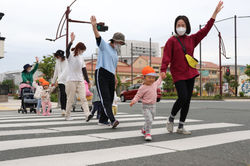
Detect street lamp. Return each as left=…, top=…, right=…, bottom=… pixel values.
left=0, top=12, right=4, bottom=20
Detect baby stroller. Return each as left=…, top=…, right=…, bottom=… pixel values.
left=18, top=84, right=37, bottom=114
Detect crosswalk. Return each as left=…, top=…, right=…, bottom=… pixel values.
left=0, top=109, right=249, bottom=166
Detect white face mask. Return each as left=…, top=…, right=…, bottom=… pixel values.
left=176, top=27, right=186, bottom=36
left=114, top=44, right=121, bottom=54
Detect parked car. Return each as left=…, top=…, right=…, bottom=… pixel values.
left=120, top=84, right=161, bottom=102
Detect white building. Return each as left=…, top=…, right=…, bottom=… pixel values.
left=0, top=70, right=43, bottom=86
left=0, top=37, right=5, bottom=59
left=119, top=40, right=160, bottom=65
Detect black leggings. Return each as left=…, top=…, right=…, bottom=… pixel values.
left=58, top=84, right=67, bottom=110
left=95, top=68, right=116, bottom=123
left=171, top=77, right=195, bottom=123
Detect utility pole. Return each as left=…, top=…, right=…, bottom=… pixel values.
left=131, top=43, right=133, bottom=85
left=199, top=25, right=202, bottom=96
left=234, top=15, right=238, bottom=96
left=149, top=38, right=152, bottom=67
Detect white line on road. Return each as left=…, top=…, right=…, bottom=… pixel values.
left=0, top=123, right=241, bottom=152
left=0, top=130, right=249, bottom=166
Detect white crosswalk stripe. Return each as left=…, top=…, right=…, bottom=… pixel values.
left=0, top=109, right=249, bottom=166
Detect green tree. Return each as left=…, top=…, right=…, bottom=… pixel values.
left=245, top=64, right=250, bottom=81
left=116, top=74, right=122, bottom=95
left=204, top=82, right=214, bottom=96
left=162, top=73, right=174, bottom=92
left=1, top=79, right=18, bottom=94
left=38, top=55, right=56, bottom=81
left=223, top=74, right=239, bottom=95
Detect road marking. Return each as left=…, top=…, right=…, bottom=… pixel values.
left=0, top=119, right=201, bottom=136
left=0, top=130, right=249, bottom=166
left=0, top=123, right=241, bottom=151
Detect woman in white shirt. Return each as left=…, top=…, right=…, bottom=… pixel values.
left=52, top=50, right=68, bottom=116
left=64, top=32, right=93, bottom=122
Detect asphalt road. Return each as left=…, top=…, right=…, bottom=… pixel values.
left=0, top=100, right=249, bottom=166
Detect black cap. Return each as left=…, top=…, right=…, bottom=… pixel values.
left=23, top=64, right=32, bottom=72
left=54, top=50, right=65, bottom=57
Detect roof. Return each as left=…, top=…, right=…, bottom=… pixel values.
left=134, top=56, right=162, bottom=65
left=85, top=61, right=142, bottom=74
left=197, top=61, right=219, bottom=69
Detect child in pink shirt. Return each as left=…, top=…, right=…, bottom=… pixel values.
left=130, top=66, right=162, bottom=141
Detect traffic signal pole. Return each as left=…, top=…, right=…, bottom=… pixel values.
left=219, top=32, right=222, bottom=96
left=46, top=0, right=108, bottom=49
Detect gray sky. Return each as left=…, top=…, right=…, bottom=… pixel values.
left=0, top=0, right=249, bottom=73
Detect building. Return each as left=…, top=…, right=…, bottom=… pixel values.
left=119, top=40, right=160, bottom=65
left=0, top=70, right=43, bottom=86
left=0, top=37, right=5, bottom=59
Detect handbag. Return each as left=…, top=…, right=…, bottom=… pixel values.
left=175, top=37, right=198, bottom=68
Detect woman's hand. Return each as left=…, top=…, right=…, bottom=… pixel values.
left=35, top=57, right=39, bottom=63
left=160, top=72, right=166, bottom=79
left=70, top=32, right=75, bottom=43
left=212, top=1, right=223, bottom=19
left=90, top=16, right=97, bottom=26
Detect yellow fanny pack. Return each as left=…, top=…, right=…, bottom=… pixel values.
left=185, top=54, right=198, bottom=68
left=175, top=37, right=198, bottom=69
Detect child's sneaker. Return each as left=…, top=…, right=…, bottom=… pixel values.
left=176, top=128, right=191, bottom=135
left=65, top=116, right=73, bottom=121
left=166, top=121, right=174, bottom=133
left=47, top=112, right=51, bottom=116
left=145, top=134, right=152, bottom=141
left=42, top=112, right=47, bottom=116
left=141, top=128, right=146, bottom=135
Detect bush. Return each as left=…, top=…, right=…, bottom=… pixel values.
left=239, top=92, right=244, bottom=97
left=13, top=94, right=19, bottom=100
left=224, top=93, right=231, bottom=97
left=192, top=92, right=199, bottom=97
left=214, top=95, right=222, bottom=100
left=50, top=93, right=58, bottom=102
left=162, top=92, right=177, bottom=97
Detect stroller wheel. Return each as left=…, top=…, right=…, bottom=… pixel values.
left=50, top=109, right=52, bottom=113
left=72, top=106, right=76, bottom=112
left=24, top=109, right=28, bottom=114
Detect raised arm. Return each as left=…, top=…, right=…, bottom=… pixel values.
left=90, top=16, right=100, bottom=39
left=191, top=1, right=223, bottom=47
left=31, top=57, right=39, bottom=74
left=66, top=32, right=75, bottom=59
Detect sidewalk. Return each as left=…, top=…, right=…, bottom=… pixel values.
left=0, top=98, right=58, bottom=111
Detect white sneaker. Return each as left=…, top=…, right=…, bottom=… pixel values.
left=62, top=110, right=66, bottom=117
left=177, top=128, right=191, bottom=135
left=166, top=121, right=174, bottom=133
left=65, top=116, right=73, bottom=121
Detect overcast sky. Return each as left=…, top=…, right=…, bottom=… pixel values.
left=0, top=0, right=249, bottom=73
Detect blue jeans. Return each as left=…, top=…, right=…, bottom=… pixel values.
left=37, top=98, right=42, bottom=111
